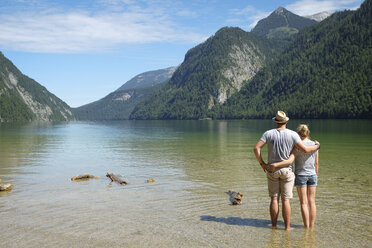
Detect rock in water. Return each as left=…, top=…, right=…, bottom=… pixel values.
left=0, top=184, right=14, bottom=191
left=71, top=173, right=95, bottom=181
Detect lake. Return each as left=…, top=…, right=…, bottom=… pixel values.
left=0, top=120, right=371, bottom=247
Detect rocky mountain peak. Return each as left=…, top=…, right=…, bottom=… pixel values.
left=305, top=11, right=331, bottom=22
left=274, top=6, right=286, bottom=14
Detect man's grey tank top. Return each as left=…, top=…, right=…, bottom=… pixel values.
left=260, top=128, right=301, bottom=169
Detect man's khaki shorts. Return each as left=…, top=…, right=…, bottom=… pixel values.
left=266, top=167, right=295, bottom=199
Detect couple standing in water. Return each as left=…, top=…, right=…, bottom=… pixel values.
left=254, top=111, right=320, bottom=230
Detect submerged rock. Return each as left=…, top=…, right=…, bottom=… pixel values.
left=71, top=173, right=96, bottom=181
left=0, top=183, right=13, bottom=191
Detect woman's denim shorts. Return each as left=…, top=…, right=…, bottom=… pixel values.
left=295, top=174, right=317, bottom=187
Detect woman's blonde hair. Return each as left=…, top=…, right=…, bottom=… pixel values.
left=297, top=124, right=310, bottom=138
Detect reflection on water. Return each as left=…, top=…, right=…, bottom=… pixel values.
left=0, top=120, right=371, bottom=247
left=266, top=229, right=317, bottom=248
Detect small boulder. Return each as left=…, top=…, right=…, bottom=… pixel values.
left=71, top=173, right=95, bottom=181
left=0, top=184, right=14, bottom=192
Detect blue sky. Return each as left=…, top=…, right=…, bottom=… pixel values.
left=0, top=0, right=364, bottom=107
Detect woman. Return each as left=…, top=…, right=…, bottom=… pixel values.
left=268, top=124, right=319, bottom=229
left=293, top=124, right=319, bottom=229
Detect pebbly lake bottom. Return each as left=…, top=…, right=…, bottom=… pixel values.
left=0, top=120, right=371, bottom=247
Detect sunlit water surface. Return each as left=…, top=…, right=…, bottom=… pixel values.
left=0, top=120, right=371, bottom=247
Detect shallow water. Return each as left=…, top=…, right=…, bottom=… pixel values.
left=0, top=120, right=371, bottom=247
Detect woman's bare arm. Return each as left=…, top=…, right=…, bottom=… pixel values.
left=267, top=149, right=297, bottom=172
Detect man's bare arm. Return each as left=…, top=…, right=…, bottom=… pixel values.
left=254, top=140, right=267, bottom=172
left=296, top=140, right=320, bottom=154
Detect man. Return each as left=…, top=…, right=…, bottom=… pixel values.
left=253, top=111, right=319, bottom=230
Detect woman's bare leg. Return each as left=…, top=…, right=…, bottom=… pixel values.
left=297, top=187, right=310, bottom=228
left=307, top=186, right=317, bottom=229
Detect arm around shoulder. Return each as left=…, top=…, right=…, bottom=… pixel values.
left=296, top=140, right=320, bottom=154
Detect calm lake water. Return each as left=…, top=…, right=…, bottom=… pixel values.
left=0, top=120, right=371, bottom=247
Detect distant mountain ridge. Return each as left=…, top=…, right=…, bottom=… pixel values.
left=0, top=52, right=74, bottom=122
left=130, top=27, right=278, bottom=120
left=116, top=67, right=177, bottom=92
left=251, top=7, right=317, bottom=39
left=73, top=67, right=176, bottom=120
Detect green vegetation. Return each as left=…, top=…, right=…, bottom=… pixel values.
left=218, top=0, right=372, bottom=119
left=73, top=83, right=166, bottom=120
left=2, top=1, right=370, bottom=122
left=251, top=7, right=317, bottom=39
left=73, top=67, right=175, bottom=120
left=0, top=82, right=35, bottom=122
left=267, top=27, right=299, bottom=40
left=130, top=27, right=277, bottom=120
left=0, top=52, right=74, bottom=122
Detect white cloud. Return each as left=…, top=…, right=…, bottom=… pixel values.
left=228, top=6, right=270, bottom=31
left=285, top=0, right=362, bottom=16
left=0, top=2, right=205, bottom=53
left=176, top=9, right=198, bottom=18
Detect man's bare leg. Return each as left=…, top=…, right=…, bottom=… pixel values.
left=282, top=198, right=293, bottom=230
left=270, top=196, right=279, bottom=229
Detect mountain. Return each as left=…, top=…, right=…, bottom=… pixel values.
left=251, top=7, right=317, bottom=40
left=116, top=67, right=177, bottom=91
left=129, top=27, right=278, bottom=120
left=305, top=11, right=331, bottom=22
left=217, top=0, right=372, bottom=119
left=0, top=52, right=74, bottom=122
left=73, top=67, right=176, bottom=120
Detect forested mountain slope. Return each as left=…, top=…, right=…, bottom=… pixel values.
left=130, top=27, right=277, bottom=120
left=218, top=0, right=372, bottom=119
left=251, top=7, right=317, bottom=40
left=0, top=52, right=74, bottom=122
